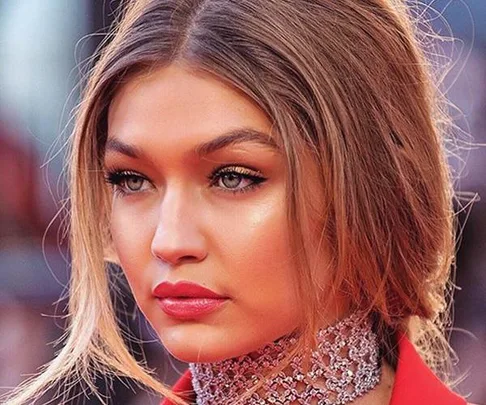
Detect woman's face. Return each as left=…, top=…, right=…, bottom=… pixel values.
left=103, top=63, right=302, bottom=363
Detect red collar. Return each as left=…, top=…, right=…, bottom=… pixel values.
left=161, top=333, right=466, bottom=405
left=389, top=332, right=465, bottom=405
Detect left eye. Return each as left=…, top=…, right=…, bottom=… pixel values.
left=217, top=172, right=246, bottom=189
left=209, top=166, right=267, bottom=194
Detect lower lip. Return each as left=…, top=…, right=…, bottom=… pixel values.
left=156, top=297, right=229, bottom=320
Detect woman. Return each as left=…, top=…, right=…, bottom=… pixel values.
left=3, top=0, right=478, bottom=404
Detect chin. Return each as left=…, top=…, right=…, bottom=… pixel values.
left=156, top=322, right=260, bottom=363
left=161, top=332, right=236, bottom=363
left=165, top=342, right=227, bottom=363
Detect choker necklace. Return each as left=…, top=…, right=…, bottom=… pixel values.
left=189, top=311, right=382, bottom=404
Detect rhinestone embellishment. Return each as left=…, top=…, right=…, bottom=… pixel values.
left=189, top=311, right=382, bottom=404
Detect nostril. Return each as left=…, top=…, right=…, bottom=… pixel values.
left=152, top=250, right=207, bottom=266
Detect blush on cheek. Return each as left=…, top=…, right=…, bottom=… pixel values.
left=110, top=219, right=153, bottom=294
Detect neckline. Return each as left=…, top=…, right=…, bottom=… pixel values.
left=189, top=311, right=381, bottom=404
left=161, top=331, right=466, bottom=405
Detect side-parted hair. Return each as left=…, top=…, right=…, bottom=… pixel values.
left=3, top=0, right=458, bottom=403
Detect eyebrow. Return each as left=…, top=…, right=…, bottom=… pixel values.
left=104, top=128, right=279, bottom=161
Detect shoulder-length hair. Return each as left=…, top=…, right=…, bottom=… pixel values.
left=4, top=0, right=457, bottom=403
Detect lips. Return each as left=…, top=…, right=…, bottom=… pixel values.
left=153, top=281, right=227, bottom=299
left=153, top=281, right=229, bottom=320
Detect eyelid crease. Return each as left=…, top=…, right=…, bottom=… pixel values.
left=210, top=164, right=263, bottom=177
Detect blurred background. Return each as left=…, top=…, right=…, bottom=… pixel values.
left=0, top=0, right=484, bottom=404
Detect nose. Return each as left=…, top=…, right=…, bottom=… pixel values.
left=150, top=185, right=207, bottom=266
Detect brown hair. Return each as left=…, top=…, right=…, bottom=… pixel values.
left=3, top=0, right=458, bottom=403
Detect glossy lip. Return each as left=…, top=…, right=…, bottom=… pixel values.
left=153, top=281, right=229, bottom=320
left=152, top=281, right=227, bottom=299
left=156, top=297, right=228, bottom=320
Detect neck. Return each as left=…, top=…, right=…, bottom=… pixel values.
left=189, top=311, right=382, bottom=404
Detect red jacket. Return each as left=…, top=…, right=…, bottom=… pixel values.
left=161, top=333, right=469, bottom=405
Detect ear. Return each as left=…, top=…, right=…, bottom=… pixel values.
left=103, top=239, right=121, bottom=265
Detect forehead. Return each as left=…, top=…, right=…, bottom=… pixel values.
left=106, top=63, right=277, bottom=157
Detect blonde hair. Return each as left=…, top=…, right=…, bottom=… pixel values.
left=3, top=0, right=459, bottom=403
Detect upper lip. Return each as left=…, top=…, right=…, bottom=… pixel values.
left=153, top=281, right=227, bottom=299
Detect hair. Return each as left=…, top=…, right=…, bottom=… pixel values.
left=3, top=0, right=459, bottom=403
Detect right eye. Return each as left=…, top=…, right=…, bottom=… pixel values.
left=104, top=169, right=151, bottom=197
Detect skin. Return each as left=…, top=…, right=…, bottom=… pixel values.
left=104, top=62, right=305, bottom=363
left=103, top=62, right=395, bottom=404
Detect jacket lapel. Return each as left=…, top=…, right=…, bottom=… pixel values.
left=161, top=368, right=195, bottom=405
left=389, top=332, right=465, bottom=405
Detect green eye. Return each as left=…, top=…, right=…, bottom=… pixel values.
left=104, top=170, right=150, bottom=197
left=208, top=165, right=267, bottom=194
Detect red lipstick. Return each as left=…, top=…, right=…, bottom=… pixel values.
left=153, top=281, right=229, bottom=320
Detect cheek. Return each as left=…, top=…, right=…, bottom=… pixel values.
left=109, top=205, right=154, bottom=300
left=108, top=184, right=302, bottom=344
left=216, top=196, right=301, bottom=320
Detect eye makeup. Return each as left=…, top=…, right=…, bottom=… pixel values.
left=103, top=164, right=268, bottom=197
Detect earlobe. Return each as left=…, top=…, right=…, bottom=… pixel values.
left=101, top=219, right=120, bottom=264
left=103, top=241, right=120, bottom=265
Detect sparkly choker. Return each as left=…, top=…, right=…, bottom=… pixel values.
left=189, top=311, right=382, bottom=404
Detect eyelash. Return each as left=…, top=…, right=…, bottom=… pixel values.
left=103, top=165, right=267, bottom=198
